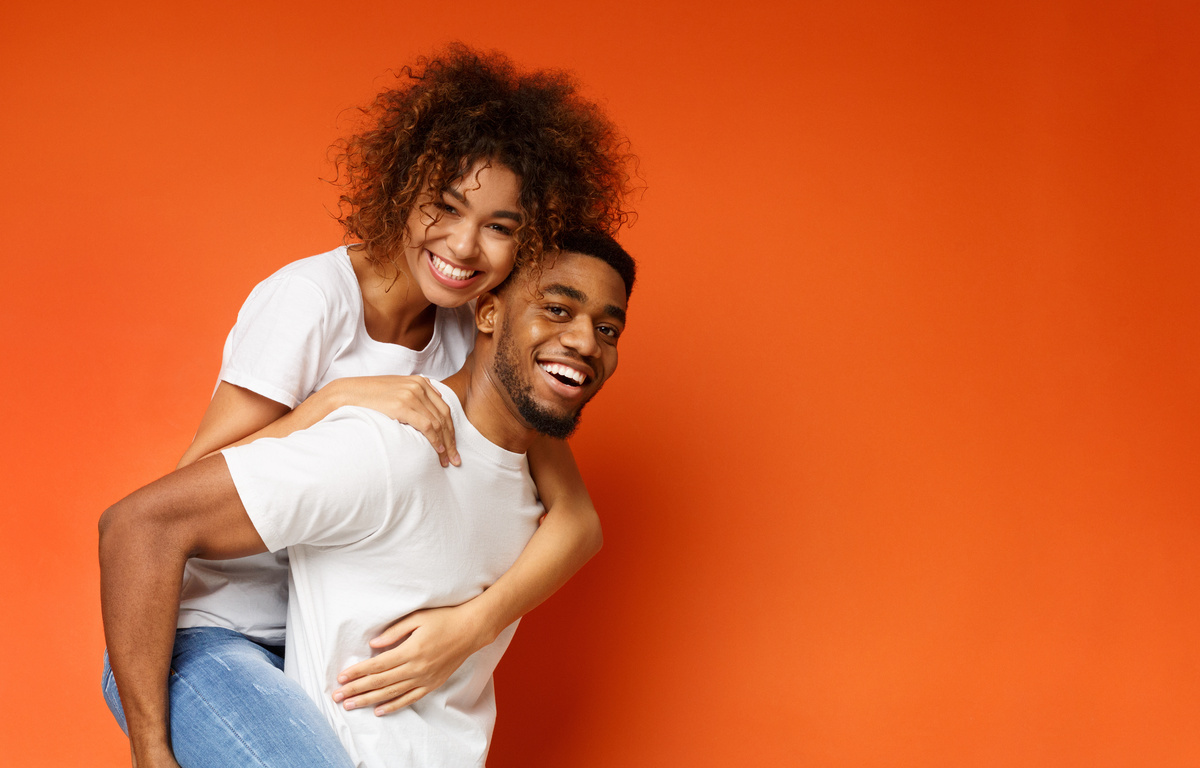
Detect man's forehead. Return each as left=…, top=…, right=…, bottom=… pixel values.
left=522, top=251, right=628, bottom=312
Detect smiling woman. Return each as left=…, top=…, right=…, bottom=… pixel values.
left=398, top=161, right=523, bottom=315
left=98, top=43, right=637, bottom=768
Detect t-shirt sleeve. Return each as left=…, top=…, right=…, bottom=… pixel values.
left=221, top=409, right=394, bottom=551
left=219, top=272, right=334, bottom=408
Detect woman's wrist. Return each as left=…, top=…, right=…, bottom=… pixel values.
left=461, top=590, right=508, bottom=648
left=305, top=379, right=346, bottom=420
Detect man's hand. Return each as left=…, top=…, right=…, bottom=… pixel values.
left=131, top=740, right=182, bottom=768
left=333, top=603, right=495, bottom=715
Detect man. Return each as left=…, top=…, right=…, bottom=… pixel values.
left=99, top=232, right=635, bottom=768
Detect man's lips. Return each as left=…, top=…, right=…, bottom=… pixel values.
left=537, top=359, right=593, bottom=389
left=426, top=251, right=480, bottom=286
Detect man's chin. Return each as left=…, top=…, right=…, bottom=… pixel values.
left=517, top=400, right=583, bottom=440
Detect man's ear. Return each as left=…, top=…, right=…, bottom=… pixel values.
left=475, top=292, right=499, bottom=334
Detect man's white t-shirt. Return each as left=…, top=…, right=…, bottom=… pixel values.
left=177, top=246, right=477, bottom=643
left=222, top=382, right=542, bottom=767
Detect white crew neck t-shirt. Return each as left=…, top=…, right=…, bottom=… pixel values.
left=223, top=382, right=542, bottom=768
left=177, top=246, right=477, bottom=643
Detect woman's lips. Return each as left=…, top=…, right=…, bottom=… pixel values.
left=426, top=250, right=480, bottom=287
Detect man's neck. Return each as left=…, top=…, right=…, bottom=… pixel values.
left=442, top=366, right=536, bottom=455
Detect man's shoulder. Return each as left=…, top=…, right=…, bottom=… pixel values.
left=319, top=406, right=443, bottom=468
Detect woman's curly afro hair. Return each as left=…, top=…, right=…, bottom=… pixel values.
left=334, top=43, right=636, bottom=272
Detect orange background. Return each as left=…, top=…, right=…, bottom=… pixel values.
left=2, top=1, right=1198, bottom=766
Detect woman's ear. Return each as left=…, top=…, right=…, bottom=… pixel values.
left=475, top=293, right=499, bottom=334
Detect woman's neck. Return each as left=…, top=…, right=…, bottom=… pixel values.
left=349, top=244, right=437, bottom=349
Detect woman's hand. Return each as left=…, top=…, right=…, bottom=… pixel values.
left=333, top=603, right=496, bottom=715
left=321, top=376, right=460, bottom=467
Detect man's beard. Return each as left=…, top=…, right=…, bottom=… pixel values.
left=492, top=317, right=587, bottom=440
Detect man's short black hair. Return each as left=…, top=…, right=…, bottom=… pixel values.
left=556, top=230, right=637, bottom=299
left=493, top=229, right=637, bottom=299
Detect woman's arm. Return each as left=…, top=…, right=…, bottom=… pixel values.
left=177, top=383, right=290, bottom=468
left=332, top=435, right=602, bottom=715
left=178, top=377, right=460, bottom=468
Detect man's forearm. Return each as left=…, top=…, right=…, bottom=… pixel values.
left=99, top=455, right=266, bottom=767
left=99, top=496, right=190, bottom=763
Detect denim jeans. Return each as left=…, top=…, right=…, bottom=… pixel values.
left=102, top=626, right=354, bottom=768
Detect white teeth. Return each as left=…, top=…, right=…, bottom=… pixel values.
left=430, top=252, right=477, bottom=281
left=539, top=362, right=586, bottom=385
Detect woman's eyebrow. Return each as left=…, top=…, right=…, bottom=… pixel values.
left=444, top=188, right=522, bottom=222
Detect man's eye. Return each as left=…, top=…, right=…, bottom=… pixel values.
left=546, top=306, right=568, bottom=317
left=598, top=326, right=620, bottom=339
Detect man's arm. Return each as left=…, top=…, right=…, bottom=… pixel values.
left=98, top=455, right=268, bottom=768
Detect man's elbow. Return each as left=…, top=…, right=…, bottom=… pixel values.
left=98, top=500, right=141, bottom=570
left=98, top=498, right=183, bottom=570
left=98, top=502, right=121, bottom=560
left=582, top=508, right=603, bottom=558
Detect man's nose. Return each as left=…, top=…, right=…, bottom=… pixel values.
left=561, top=316, right=600, bottom=358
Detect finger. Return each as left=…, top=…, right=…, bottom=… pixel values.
left=337, top=649, right=408, bottom=684
left=341, top=680, right=420, bottom=711
left=407, top=380, right=457, bottom=467
left=415, top=380, right=459, bottom=466
left=371, top=616, right=420, bottom=647
left=373, top=686, right=434, bottom=716
left=406, top=409, right=452, bottom=467
left=401, top=383, right=455, bottom=466
left=384, top=379, right=451, bottom=457
left=334, top=669, right=414, bottom=701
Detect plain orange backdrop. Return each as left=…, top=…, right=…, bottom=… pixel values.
left=2, top=1, right=1199, bottom=766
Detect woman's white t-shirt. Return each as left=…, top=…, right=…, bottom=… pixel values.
left=176, top=245, right=476, bottom=644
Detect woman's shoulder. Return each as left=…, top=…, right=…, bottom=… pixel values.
left=258, top=245, right=358, bottom=297
left=242, top=245, right=360, bottom=315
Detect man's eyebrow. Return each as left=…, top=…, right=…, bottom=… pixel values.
left=443, top=187, right=522, bottom=222
left=542, top=284, right=587, bottom=303
left=542, top=284, right=627, bottom=324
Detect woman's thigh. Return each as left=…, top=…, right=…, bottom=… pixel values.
left=102, top=627, right=353, bottom=768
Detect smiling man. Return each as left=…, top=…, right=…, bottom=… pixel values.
left=99, top=231, right=635, bottom=768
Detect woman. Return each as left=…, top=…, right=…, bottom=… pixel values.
left=102, top=44, right=633, bottom=768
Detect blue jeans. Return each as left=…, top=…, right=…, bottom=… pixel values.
left=102, top=627, right=353, bottom=768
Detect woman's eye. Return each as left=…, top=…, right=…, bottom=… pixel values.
left=438, top=202, right=459, bottom=215
left=488, top=223, right=513, bottom=236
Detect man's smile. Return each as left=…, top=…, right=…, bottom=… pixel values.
left=537, top=360, right=591, bottom=387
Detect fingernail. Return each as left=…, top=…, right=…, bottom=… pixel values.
left=343, top=699, right=356, bottom=710
left=333, top=691, right=344, bottom=702
left=374, top=707, right=386, bottom=716
left=337, top=675, right=347, bottom=684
